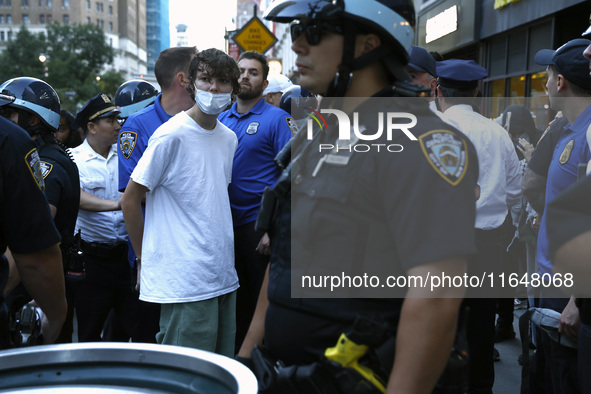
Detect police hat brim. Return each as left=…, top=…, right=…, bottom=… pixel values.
left=95, top=108, right=121, bottom=120
left=534, top=49, right=555, bottom=66
left=71, top=108, right=120, bottom=130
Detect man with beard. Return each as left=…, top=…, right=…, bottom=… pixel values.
left=218, top=51, right=294, bottom=350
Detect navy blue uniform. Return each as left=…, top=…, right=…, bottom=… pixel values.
left=0, top=118, right=60, bottom=345
left=265, top=97, right=478, bottom=365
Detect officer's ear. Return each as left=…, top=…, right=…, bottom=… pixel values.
left=176, top=72, right=190, bottom=89
left=355, top=33, right=382, bottom=57
left=87, top=121, right=96, bottom=135
left=556, top=74, right=566, bottom=92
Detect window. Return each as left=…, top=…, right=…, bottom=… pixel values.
left=5, top=0, right=10, bottom=6
left=6, top=14, right=11, bottom=23
left=23, top=14, right=29, bottom=24
left=7, top=30, right=12, bottom=40
left=108, top=5, right=111, bottom=14
left=39, top=14, right=44, bottom=23
left=22, top=0, right=28, bottom=7
left=0, top=31, right=4, bottom=41
left=108, top=21, right=112, bottom=31
left=0, top=1, right=4, bottom=6
left=39, top=0, right=42, bottom=6
left=86, top=0, right=89, bottom=9
left=62, top=0, right=68, bottom=7
left=63, top=14, right=68, bottom=24
left=46, top=0, right=51, bottom=6
left=86, top=16, right=90, bottom=23
left=0, top=15, right=4, bottom=23
left=47, top=14, right=51, bottom=22
left=95, top=2, right=99, bottom=11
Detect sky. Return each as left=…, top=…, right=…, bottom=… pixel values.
left=168, top=0, right=238, bottom=51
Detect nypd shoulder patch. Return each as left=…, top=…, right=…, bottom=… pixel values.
left=119, top=131, right=137, bottom=159
left=24, top=148, right=45, bottom=190
left=286, top=117, right=299, bottom=135
left=418, top=130, right=468, bottom=186
left=39, top=161, right=53, bottom=179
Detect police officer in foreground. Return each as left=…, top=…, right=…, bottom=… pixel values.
left=0, top=77, right=80, bottom=343
left=0, top=112, right=66, bottom=347
left=114, top=79, right=159, bottom=124
left=237, top=1, right=479, bottom=392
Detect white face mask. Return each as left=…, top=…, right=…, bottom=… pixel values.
left=194, top=88, right=232, bottom=115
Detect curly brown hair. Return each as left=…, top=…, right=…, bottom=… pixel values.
left=186, top=48, right=241, bottom=98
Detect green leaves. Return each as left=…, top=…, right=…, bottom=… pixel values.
left=0, top=23, right=124, bottom=112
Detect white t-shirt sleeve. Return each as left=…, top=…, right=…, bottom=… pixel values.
left=131, top=136, right=170, bottom=191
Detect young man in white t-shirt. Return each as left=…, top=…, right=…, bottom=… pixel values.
left=121, top=48, right=241, bottom=356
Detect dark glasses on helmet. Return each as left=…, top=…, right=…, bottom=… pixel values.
left=290, top=21, right=343, bottom=46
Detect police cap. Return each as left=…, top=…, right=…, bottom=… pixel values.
left=535, top=39, right=591, bottom=90
left=73, top=93, right=120, bottom=130
left=408, top=46, right=437, bottom=78
left=436, top=59, right=488, bottom=90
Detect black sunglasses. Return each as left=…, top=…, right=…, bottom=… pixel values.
left=290, top=21, right=343, bottom=46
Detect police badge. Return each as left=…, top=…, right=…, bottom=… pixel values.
left=38, top=161, right=54, bottom=179
left=119, top=131, right=137, bottom=159
left=246, top=122, right=260, bottom=135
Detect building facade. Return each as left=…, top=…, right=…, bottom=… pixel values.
left=416, top=0, right=590, bottom=128
left=146, top=0, right=169, bottom=73
left=0, top=0, right=148, bottom=80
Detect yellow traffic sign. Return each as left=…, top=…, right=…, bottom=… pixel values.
left=233, top=17, right=277, bottom=54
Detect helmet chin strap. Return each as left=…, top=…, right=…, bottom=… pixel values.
left=324, top=19, right=394, bottom=97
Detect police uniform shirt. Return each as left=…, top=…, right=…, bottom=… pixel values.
left=71, top=139, right=126, bottom=243
left=0, top=117, right=60, bottom=254
left=442, top=104, right=522, bottom=230
left=547, top=174, right=591, bottom=325
left=528, top=117, right=569, bottom=178
left=117, top=94, right=171, bottom=192
left=37, top=137, right=80, bottom=247
left=537, top=104, right=591, bottom=275
left=218, top=98, right=293, bottom=226
left=268, top=97, right=479, bottom=319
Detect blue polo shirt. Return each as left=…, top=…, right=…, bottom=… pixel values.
left=219, top=98, right=293, bottom=226
left=117, top=94, right=171, bottom=267
left=537, top=104, right=591, bottom=275
left=118, top=94, right=172, bottom=192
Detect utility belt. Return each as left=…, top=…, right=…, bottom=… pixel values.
left=251, top=316, right=392, bottom=394
left=250, top=313, right=469, bottom=394
left=81, top=240, right=127, bottom=259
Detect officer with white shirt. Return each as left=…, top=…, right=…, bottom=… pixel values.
left=436, top=59, right=522, bottom=394
left=70, top=94, right=135, bottom=342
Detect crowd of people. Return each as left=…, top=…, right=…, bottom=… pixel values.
left=2, top=0, right=591, bottom=393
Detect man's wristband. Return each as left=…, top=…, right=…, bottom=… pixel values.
left=134, top=257, right=141, bottom=265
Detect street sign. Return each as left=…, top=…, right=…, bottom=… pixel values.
left=233, top=17, right=277, bottom=54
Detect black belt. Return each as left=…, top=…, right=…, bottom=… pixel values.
left=81, top=240, right=127, bottom=259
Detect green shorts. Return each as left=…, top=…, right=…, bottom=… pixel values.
left=156, top=290, right=237, bottom=357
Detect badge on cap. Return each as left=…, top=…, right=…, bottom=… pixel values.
left=119, top=131, right=137, bottom=159
left=39, top=161, right=53, bottom=179
left=25, top=148, right=45, bottom=191
left=419, top=130, right=468, bottom=186
left=559, top=139, right=574, bottom=165
left=246, top=122, right=260, bottom=135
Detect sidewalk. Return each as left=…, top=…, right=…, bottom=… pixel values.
left=493, top=308, right=527, bottom=393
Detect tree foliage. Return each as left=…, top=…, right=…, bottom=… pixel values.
left=0, top=23, right=124, bottom=112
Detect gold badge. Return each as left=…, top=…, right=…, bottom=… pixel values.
left=558, top=139, right=574, bottom=165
